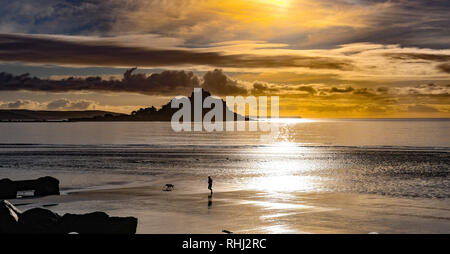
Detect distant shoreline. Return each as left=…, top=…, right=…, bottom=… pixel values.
left=1, top=117, right=449, bottom=123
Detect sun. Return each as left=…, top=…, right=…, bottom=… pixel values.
left=256, top=0, right=290, bottom=8
left=265, top=0, right=290, bottom=7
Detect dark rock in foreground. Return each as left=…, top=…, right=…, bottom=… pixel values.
left=33, top=176, right=60, bottom=197
left=19, top=208, right=61, bottom=234
left=0, top=179, right=17, bottom=199
left=0, top=176, right=60, bottom=199
left=0, top=200, right=21, bottom=234
left=57, top=212, right=138, bottom=234
left=0, top=200, right=137, bottom=234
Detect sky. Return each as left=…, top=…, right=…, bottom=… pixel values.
left=0, top=0, right=449, bottom=117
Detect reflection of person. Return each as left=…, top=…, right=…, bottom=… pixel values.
left=208, top=176, right=213, bottom=195
left=208, top=195, right=212, bottom=208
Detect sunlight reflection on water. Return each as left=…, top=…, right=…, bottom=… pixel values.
left=246, top=139, right=325, bottom=193
left=247, top=175, right=321, bottom=193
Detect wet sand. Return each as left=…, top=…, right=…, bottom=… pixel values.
left=10, top=183, right=450, bottom=234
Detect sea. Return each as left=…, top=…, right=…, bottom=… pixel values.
left=0, top=119, right=449, bottom=233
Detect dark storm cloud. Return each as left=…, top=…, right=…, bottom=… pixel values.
left=0, top=34, right=353, bottom=70
left=0, top=0, right=121, bottom=34
left=0, top=68, right=252, bottom=96
left=0, top=68, right=201, bottom=96
left=347, top=0, right=450, bottom=49
left=202, top=69, right=248, bottom=96
left=0, top=67, right=326, bottom=97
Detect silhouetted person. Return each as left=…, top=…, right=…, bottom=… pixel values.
left=208, top=176, right=213, bottom=195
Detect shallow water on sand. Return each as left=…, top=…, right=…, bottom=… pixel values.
left=0, top=119, right=449, bottom=233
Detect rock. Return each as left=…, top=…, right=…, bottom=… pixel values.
left=18, top=208, right=61, bottom=234
left=0, top=176, right=60, bottom=199
left=108, top=216, right=139, bottom=234
left=57, top=212, right=138, bottom=234
left=0, top=200, right=137, bottom=234
left=0, top=200, right=22, bottom=233
left=34, top=176, right=60, bottom=197
left=0, top=179, right=17, bottom=199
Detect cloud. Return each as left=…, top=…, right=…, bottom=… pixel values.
left=0, top=68, right=251, bottom=96
left=385, top=53, right=450, bottom=62
left=201, top=69, right=249, bottom=96
left=329, top=87, right=354, bottom=93
left=66, top=100, right=93, bottom=110
left=1, top=77, right=449, bottom=117
left=407, top=104, right=439, bottom=113
left=0, top=68, right=200, bottom=96
left=2, top=67, right=449, bottom=101
left=46, top=99, right=94, bottom=110
left=0, top=33, right=353, bottom=70
left=0, top=0, right=120, bottom=35
left=250, top=81, right=318, bottom=95
left=352, top=88, right=376, bottom=97
left=4, top=1, right=450, bottom=48
left=1, top=0, right=449, bottom=50
left=252, top=82, right=280, bottom=95
left=295, top=86, right=317, bottom=95
left=301, top=104, right=362, bottom=113
left=391, top=83, right=450, bottom=96
left=0, top=98, right=148, bottom=113
left=377, top=87, right=389, bottom=93
left=0, top=99, right=37, bottom=109
left=437, top=63, right=450, bottom=74
left=45, top=98, right=93, bottom=110
left=0, top=98, right=94, bottom=110
left=46, top=99, right=70, bottom=109
left=1, top=34, right=449, bottom=85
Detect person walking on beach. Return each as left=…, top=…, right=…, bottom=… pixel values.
left=208, top=176, right=213, bottom=195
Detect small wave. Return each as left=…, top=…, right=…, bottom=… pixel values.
left=0, top=143, right=448, bottom=152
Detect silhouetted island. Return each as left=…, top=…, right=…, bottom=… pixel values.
left=69, top=89, right=248, bottom=122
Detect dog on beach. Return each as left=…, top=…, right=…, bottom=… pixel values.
left=163, top=184, right=175, bottom=191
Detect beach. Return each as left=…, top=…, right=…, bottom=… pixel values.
left=1, top=120, right=449, bottom=233
left=10, top=183, right=450, bottom=234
